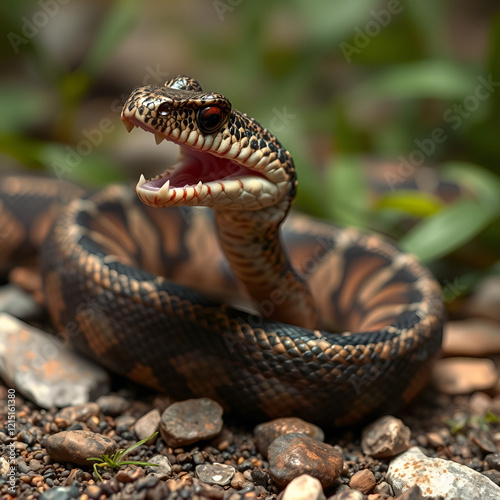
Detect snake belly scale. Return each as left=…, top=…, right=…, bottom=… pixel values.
left=0, top=76, right=444, bottom=426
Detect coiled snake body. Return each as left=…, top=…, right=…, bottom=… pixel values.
left=0, top=76, right=444, bottom=426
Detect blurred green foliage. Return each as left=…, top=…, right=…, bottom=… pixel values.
left=0, top=0, right=499, bottom=297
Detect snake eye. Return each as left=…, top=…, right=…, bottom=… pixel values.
left=197, top=106, right=226, bottom=134
left=157, top=102, right=171, bottom=117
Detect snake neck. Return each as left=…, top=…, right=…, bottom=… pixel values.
left=214, top=209, right=317, bottom=329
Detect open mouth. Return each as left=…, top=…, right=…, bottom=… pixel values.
left=122, top=115, right=279, bottom=209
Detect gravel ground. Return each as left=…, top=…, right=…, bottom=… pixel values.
left=3, top=370, right=500, bottom=500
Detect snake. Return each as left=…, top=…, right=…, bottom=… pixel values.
left=0, top=76, right=444, bottom=427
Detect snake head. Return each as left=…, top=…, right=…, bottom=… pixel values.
left=121, top=77, right=296, bottom=216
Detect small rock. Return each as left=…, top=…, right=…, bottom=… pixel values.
left=115, top=414, right=136, bottom=433
left=373, top=481, right=393, bottom=496
left=134, top=409, right=161, bottom=444
left=443, top=320, right=500, bottom=357
left=0, top=284, right=44, bottom=319
left=96, top=395, right=129, bottom=416
left=251, top=469, right=269, bottom=487
left=282, top=474, right=325, bottom=500
left=483, top=470, right=500, bottom=486
left=470, top=429, right=498, bottom=454
left=485, top=453, right=500, bottom=470
left=210, top=426, right=234, bottom=450
left=84, top=485, right=101, bottom=499
left=231, top=471, right=246, bottom=489
left=196, top=462, right=236, bottom=486
left=387, top=446, right=500, bottom=499
left=330, top=489, right=364, bottom=499
left=393, top=485, right=425, bottom=499
left=39, top=482, right=80, bottom=500
left=136, top=475, right=162, bottom=491
left=55, top=403, right=100, bottom=428
left=465, top=275, right=500, bottom=322
left=425, top=432, right=445, bottom=448
left=0, top=457, right=9, bottom=476
left=254, top=417, right=324, bottom=456
left=0, top=313, right=109, bottom=408
left=115, top=466, right=144, bottom=483
left=268, top=433, right=342, bottom=488
left=146, top=454, right=172, bottom=479
left=45, top=430, right=118, bottom=466
left=361, top=415, right=411, bottom=458
left=433, top=357, right=498, bottom=394
left=350, top=469, right=376, bottom=494
left=470, top=392, right=493, bottom=415
left=28, top=458, right=43, bottom=471
left=160, top=398, right=223, bottom=447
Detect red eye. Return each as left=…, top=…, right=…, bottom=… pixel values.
left=197, top=106, right=226, bottom=134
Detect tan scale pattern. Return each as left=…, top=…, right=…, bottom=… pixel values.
left=0, top=76, right=446, bottom=425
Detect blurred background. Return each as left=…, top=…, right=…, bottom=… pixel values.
left=0, top=0, right=499, bottom=307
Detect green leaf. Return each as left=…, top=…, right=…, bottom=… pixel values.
left=80, top=0, right=139, bottom=78
left=442, top=161, right=500, bottom=212
left=117, top=432, right=158, bottom=460
left=352, top=60, right=478, bottom=101
left=117, top=461, right=159, bottom=467
left=399, top=199, right=496, bottom=262
left=325, top=156, right=369, bottom=228
left=295, top=0, right=377, bottom=47
left=376, top=191, right=444, bottom=217
left=0, top=85, right=51, bottom=134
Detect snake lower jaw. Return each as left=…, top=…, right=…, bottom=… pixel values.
left=135, top=148, right=291, bottom=212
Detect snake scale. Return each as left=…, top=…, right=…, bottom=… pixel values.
left=0, top=76, right=444, bottom=426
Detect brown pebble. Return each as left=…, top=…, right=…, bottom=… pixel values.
left=465, top=276, right=500, bottom=322
left=134, top=409, right=161, bottom=445
left=361, top=415, right=411, bottom=458
left=210, top=427, right=234, bottom=450
left=373, top=481, right=393, bottom=496
left=267, top=433, right=342, bottom=488
left=470, top=429, right=498, bottom=454
left=469, top=392, right=493, bottom=415
left=160, top=398, right=223, bottom=447
left=426, top=432, right=445, bottom=448
left=115, top=466, right=145, bottom=483
left=85, top=484, right=102, bottom=499
left=254, top=417, right=324, bottom=456
left=282, top=474, right=325, bottom=500
left=45, top=430, right=118, bottom=466
left=96, top=395, right=130, bottom=416
left=350, top=469, right=376, bottom=495
left=432, top=357, right=498, bottom=394
left=55, top=403, right=100, bottom=428
left=28, top=459, right=43, bottom=471
left=31, top=475, right=44, bottom=486
left=231, top=471, right=246, bottom=489
left=443, top=320, right=500, bottom=357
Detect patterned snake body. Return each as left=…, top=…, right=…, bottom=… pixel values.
left=0, top=76, right=444, bottom=426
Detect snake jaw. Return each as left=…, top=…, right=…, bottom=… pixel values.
left=121, top=82, right=296, bottom=213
